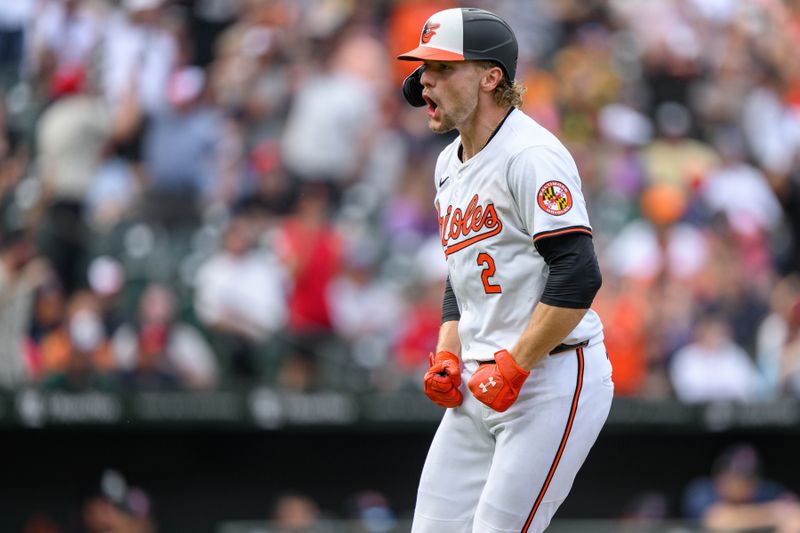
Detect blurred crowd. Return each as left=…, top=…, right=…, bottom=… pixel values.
left=0, top=0, right=799, bottom=403
left=21, top=467, right=402, bottom=533
left=20, top=444, right=800, bottom=532
left=22, top=469, right=157, bottom=533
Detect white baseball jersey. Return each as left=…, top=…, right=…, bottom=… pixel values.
left=435, top=108, right=603, bottom=363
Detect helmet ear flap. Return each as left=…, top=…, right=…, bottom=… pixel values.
left=402, top=66, right=426, bottom=107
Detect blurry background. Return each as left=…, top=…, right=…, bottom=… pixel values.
left=1, top=0, right=800, bottom=531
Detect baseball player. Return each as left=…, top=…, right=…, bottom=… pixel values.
left=397, top=8, right=614, bottom=533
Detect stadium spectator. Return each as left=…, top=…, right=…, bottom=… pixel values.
left=27, top=0, right=104, bottom=82
left=86, top=255, right=127, bottom=338
left=273, top=183, right=342, bottom=390
left=280, top=32, right=385, bottom=203
left=112, top=283, right=218, bottom=390
left=763, top=293, right=800, bottom=398
left=592, top=277, right=650, bottom=397
left=209, top=0, right=292, bottom=141
left=604, top=183, right=709, bottom=285
left=194, top=213, right=288, bottom=383
left=234, top=140, right=294, bottom=219
left=701, top=129, right=782, bottom=243
left=742, top=69, right=800, bottom=179
left=595, top=103, right=652, bottom=202
left=0, top=0, right=34, bottom=89
left=100, top=0, right=177, bottom=114
left=0, top=227, right=44, bottom=389
left=64, top=469, right=156, bottom=533
left=551, top=20, right=621, bottom=142
left=392, top=236, right=449, bottom=388
left=327, top=234, right=405, bottom=390
left=380, top=156, right=440, bottom=251
left=139, top=66, right=222, bottom=229
left=344, top=490, right=398, bottom=533
left=265, top=491, right=323, bottom=533
left=641, top=102, right=720, bottom=191
left=618, top=491, right=669, bottom=533
left=39, top=290, right=115, bottom=391
left=670, top=314, right=764, bottom=403
left=757, top=276, right=800, bottom=397
left=28, top=277, right=65, bottom=347
left=773, top=164, right=800, bottom=276
left=35, top=63, right=113, bottom=294
left=26, top=276, right=66, bottom=380
left=683, top=444, right=800, bottom=532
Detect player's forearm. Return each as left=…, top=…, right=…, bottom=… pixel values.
left=511, top=303, right=587, bottom=370
left=703, top=502, right=785, bottom=530
left=437, top=320, right=461, bottom=356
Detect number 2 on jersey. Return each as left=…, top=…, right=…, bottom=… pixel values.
left=477, top=252, right=502, bottom=294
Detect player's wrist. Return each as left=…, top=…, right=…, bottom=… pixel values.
left=431, top=350, right=460, bottom=366
left=496, top=349, right=531, bottom=374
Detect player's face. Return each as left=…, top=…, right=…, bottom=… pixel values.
left=420, top=61, right=482, bottom=134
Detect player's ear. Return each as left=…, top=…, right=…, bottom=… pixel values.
left=479, top=65, right=503, bottom=93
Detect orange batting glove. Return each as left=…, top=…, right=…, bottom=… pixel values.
left=423, top=351, right=463, bottom=408
left=468, top=349, right=530, bottom=412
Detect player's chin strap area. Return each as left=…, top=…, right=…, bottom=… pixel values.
left=402, top=66, right=426, bottom=107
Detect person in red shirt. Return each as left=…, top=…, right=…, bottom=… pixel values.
left=274, top=183, right=342, bottom=389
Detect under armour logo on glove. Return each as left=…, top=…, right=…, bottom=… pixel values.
left=468, top=350, right=530, bottom=412
left=479, top=377, right=497, bottom=393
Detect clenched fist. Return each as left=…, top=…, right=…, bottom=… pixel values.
left=468, top=349, right=530, bottom=412
left=423, top=351, right=463, bottom=408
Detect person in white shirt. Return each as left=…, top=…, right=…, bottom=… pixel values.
left=194, top=214, right=288, bottom=381
left=670, top=314, right=763, bottom=403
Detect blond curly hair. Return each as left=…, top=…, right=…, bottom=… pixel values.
left=474, top=61, right=526, bottom=108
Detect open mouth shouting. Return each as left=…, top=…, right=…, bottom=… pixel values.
left=423, top=94, right=439, bottom=118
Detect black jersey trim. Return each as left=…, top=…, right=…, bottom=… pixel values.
left=532, top=225, right=592, bottom=244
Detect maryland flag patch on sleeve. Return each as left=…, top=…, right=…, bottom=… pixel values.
left=537, top=180, right=573, bottom=216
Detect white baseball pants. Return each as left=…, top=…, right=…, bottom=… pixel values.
left=412, top=341, right=614, bottom=533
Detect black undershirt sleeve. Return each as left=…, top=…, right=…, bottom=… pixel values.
left=441, top=275, right=461, bottom=323
left=534, top=232, right=602, bottom=309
